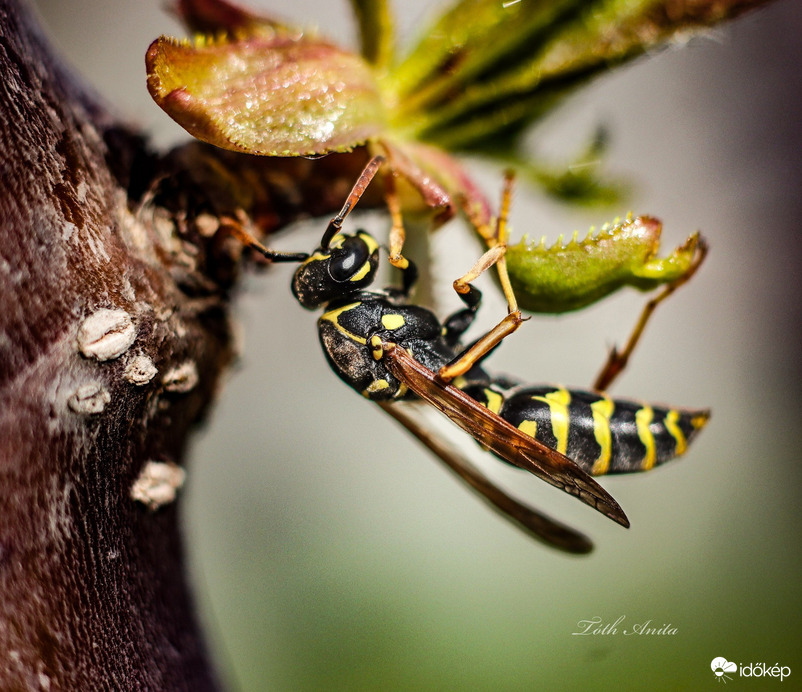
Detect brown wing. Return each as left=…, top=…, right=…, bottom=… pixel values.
left=382, top=342, right=629, bottom=528
left=379, top=401, right=593, bottom=553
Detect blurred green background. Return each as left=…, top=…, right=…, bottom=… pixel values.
left=32, top=1, right=802, bottom=689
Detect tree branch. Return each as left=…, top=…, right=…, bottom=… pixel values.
left=0, top=1, right=372, bottom=687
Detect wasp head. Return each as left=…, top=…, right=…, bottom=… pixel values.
left=292, top=230, right=380, bottom=309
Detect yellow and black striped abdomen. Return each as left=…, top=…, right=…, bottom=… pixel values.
left=469, top=385, right=709, bottom=476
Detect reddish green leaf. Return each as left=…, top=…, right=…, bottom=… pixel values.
left=174, top=0, right=291, bottom=35
left=147, top=33, right=387, bottom=157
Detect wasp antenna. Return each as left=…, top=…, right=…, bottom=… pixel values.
left=220, top=215, right=308, bottom=262
left=321, top=155, right=385, bottom=250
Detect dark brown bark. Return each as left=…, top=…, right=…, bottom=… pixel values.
left=0, top=1, right=372, bottom=688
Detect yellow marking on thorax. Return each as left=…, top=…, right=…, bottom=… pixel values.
left=531, top=388, right=571, bottom=455
left=381, top=313, right=406, bottom=330
left=663, top=409, right=687, bottom=456
left=320, top=303, right=367, bottom=345
left=518, top=419, right=537, bottom=438
left=636, top=405, right=656, bottom=470
left=590, top=397, right=615, bottom=476
left=483, top=388, right=504, bottom=415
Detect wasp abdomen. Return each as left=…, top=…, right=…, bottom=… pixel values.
left=465, top=385, right=709, bottom=476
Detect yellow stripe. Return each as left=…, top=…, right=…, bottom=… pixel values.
left=691, top=412, right=710, bottom=430
left=358, top=231, right=379, bottom=254
left=299, top=232, right=343, bottom=268
left=350, top=232, right=378, bottom=281
left=483, top=388, right=503, bottom=415
left=320, top=303, right=367, bottom=345
left=350, top=261, right=371, bottom=282
left=636, top=405, right=656, bottom=470
left=518, top=419, right=537, bottom=438
left=381, top=313, right=405, bottom=330
left=531, top=388, right=571, bottom=455
left=663, top=409, right=687, bottom=456
left=298, top=250, right=330, bottom=269
left=590, top=397, right=614, bottom=475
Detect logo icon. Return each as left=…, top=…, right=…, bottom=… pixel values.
left=711, top=657, right=737, bottom=683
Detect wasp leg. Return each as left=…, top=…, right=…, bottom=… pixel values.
left=441, top=246, right=505, bottom=346
left=220, top=212, right=309, bottom=262
left=439, top=311, right=525, bottom=382
left=379, top=402, right=593, bottom=553
left=439, top=171, right=525, bottom=381
left=593, top=236, right=709, bottom=391
left=379, top=163, right=421, bottom=297
left=320, top=154, right=385, bottom=250
left=452, top=170, right=519, bottom=310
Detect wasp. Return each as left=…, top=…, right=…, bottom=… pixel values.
left=226, top=156, right=710, bottom=553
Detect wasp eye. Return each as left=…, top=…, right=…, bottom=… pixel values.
left=329, top=235, right=369, bottom=282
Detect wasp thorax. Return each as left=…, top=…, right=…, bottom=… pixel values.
left=292, top=231, right=379, bottom=309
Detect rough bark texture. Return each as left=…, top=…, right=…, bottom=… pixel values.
left=0, top=1, right=373, bottom=688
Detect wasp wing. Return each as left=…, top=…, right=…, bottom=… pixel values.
left=382, top=342, right=629, bottom=527
left=379, top=401, right=593, bottom=553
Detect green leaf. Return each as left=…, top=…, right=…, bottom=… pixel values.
left=505, top=215, right=702, bottom=313
left=146, top=33, right=387, bottom=157
left=388, top=0, right=581, bottom=125
left=391, top=0, right=767, bottom=151
left=349, top=0, right=396, bottom=71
